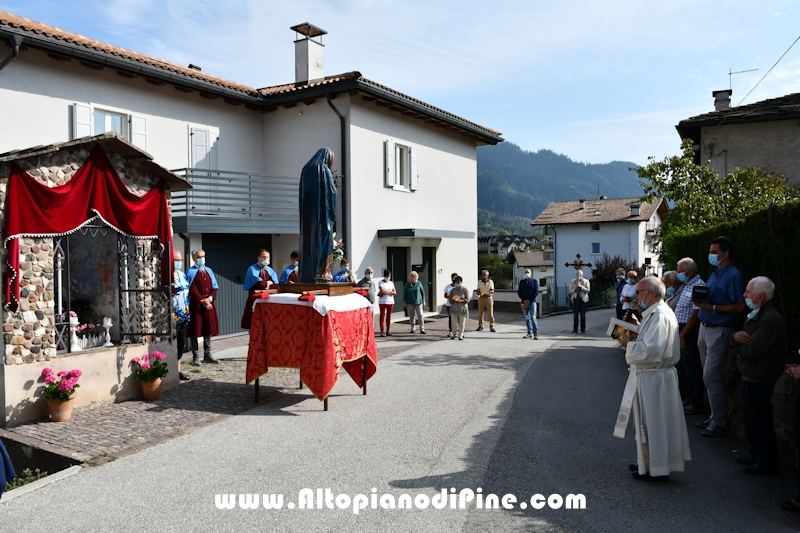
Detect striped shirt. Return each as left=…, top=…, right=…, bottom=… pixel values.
left=674, top=275, right=705, bottom=324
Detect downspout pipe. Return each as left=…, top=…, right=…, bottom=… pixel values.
left=0, top=35, right=23, bottom=72
left=325, top=91, right=348, bottom=257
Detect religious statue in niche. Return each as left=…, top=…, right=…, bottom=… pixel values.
left=298, top=148, right=338, bottom=283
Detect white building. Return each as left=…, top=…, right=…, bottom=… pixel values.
left=512, top=250, right=554, bottom=289
left=0, top=14, right=503, bottom=333
left=532, top=197, right=666, bottom=288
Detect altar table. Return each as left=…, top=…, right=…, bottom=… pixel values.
left=245, top=293, right=377, bottom=409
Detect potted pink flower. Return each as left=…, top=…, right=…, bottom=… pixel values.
left=40, top=368, right=82, bottom=422
left=131, top=351, right=169, bottom=400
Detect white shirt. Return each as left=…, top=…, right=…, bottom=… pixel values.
left=621, top=283, right=637, bottom=310
left=378, top=279, right=396, bottom=305
left=444, top=283, right=454, bottom=307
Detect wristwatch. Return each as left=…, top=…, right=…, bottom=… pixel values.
left=712, top=304, right=716, bottom=313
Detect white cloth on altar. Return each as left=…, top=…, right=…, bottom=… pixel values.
left=614, top=300, right=691, bottom=476
left=252, top=293, right=372, bottom=317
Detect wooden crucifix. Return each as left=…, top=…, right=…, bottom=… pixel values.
left=565, top=253, right=592, bottom=274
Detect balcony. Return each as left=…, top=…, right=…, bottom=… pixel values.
left=170, top=168, right=299, bottom=234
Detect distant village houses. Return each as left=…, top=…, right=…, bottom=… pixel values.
left=477, top=234, right=541, bottom=260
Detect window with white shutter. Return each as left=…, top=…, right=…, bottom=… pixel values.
left=73, top=103, right=93, bottom=139
left=409, top=146, right=419, bottom=191
left=130, top=115, right=148, bottom=151
left=385, top=139, right=419, bottom=192
left=384, top=139, right=395, bottom=187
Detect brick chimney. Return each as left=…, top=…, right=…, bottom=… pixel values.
left=291, top=23, right=326, bottom=85
left=713, top=89, right=732, bottom=111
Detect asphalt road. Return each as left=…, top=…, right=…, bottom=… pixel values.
left=2, top=309, right=797, bottom=532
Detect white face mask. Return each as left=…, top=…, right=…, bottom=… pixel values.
left=260, top=259, right=270, bottom=267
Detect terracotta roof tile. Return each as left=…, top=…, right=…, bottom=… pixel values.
left=0, top=10, right=259, bottom=95
left=532, top=197, right=663, bottom=225
left=258, top=73, right=502, bottom=137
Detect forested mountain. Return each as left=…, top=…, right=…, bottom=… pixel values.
left=477, top=142, right=644, bottom=232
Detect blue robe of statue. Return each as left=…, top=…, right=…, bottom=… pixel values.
left=298, top=148, right=336, bottom=283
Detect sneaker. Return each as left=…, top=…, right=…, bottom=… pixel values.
left=701, top=422, right=729, bottom=437
left=524, top=334, right=532, bottom=339
left=534, top=335, right=539, bottom=340
left=476, top=326, right=484, bottom=332
left=386, top=331, right=392, bottom=337
left=695, top=418, right=712, bottom=428
left=380, top=332, right=386, bottom=337
left=490, top=328, right=496, bottom=332
left=190, top=357, right=202, bottom=367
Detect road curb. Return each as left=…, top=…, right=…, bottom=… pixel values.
left=1, top=465, right=82, bottom=503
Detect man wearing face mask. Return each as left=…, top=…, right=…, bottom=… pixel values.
left=569, top=269, right=591, bottom=334
left=616, top=276, right=691, bottom=481
left=615, top=268, right=627, bottom=320
left=663, top=271, right=683, bottom=311
left=186, top=249, right=220, bottom=365
left=518, top=268, right=539, bottom=339
left=675, top=257, right=706, bottom=416
left=332, top=258, right=355, bottom=283
left=728, top=276, right=786, bottom=476
left=279, top=251, right=300, bottom=284
left=241, top=249, right=279, bottom=330
left=693, top=236, right=747, bottom=437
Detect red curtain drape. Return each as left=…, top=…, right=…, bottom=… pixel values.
left=3, top=144, right=173, bottom=311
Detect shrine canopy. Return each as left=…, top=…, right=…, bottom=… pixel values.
left=1, top=135, right=189, bottom=311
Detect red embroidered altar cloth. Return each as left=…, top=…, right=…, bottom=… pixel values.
left=245, top=297, right=378, bottom=401
left=3, top=145, right=173, bottom=311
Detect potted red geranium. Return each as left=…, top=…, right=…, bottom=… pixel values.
left=131, top=351, right=169, bottom=400
left=40, top=367, right=82, bottom=422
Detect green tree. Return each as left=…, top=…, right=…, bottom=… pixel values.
left=635, top=139, right=799, bottom=259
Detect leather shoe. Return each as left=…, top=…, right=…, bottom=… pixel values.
left=742, top=464, right=780, bottom=476
left=735, top=455, right=757, bottom=466
left=781, top=499, right=800, bottom=512
left=684, top=405, right=704, bottom=415
left=631, top=472, right=668, bottom=481
left=701, top=422, right=729, bottom=436
left=628, top=463, right=638, bottom=472
left=695, top=418, right=711, bottom=428
left=203, top=354, right=219, bottom=364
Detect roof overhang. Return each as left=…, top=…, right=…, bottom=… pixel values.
left=377, top=228, right=475, bottom=239
left=0, top=132, right=192, bottom=191
left=0, top=26, right=265, bottom=105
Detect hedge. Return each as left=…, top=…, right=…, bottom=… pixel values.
left=663, top=200, right=800, bottom=355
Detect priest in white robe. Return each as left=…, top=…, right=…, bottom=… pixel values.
left=615, top=276, right=691, bottom=480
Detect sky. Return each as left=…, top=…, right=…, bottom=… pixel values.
left=3, top=0, right=799, bottom=165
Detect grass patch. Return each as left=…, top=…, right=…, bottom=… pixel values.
left=5, top=467, right=49, bottom=491
left=189, top=369, right=201, bottom=374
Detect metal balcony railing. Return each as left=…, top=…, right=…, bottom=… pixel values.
left=170, top=168, right=300, bottom=234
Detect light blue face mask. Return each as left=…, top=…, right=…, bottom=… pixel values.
left=174, top=261, right=182, bottom=271
left=627, top=278, right=635, bottom=284
left=525, top=273, right=531, bottom=279
left=293, top=261, right=299, bottom=268
left=708, top=254, right=720, bottom=267
left=342, top=266, right=349, bottom=273
left=745, top=297, right=757, bottom=310
left=366, top=274, right=373, bottom=280
left=260, top=259, right=270, bottom=267
left=195, top=258, right=205, bottom=267
left=666, top=286, right=675, bottom=297
left=455, top=283, right=462, bottom=288
left=677, top=272, right=688, bottom=283
left=640, top=299, right=649, bottom=310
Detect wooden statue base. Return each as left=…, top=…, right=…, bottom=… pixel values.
left=278, top=282, right=357, bottom=297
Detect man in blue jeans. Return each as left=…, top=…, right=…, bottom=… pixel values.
left=518, top=268, right=539, bottom=339
left=693, top=236, right=747, bottom=437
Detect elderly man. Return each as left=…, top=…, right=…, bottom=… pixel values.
left=729, top=276, right=786, bottom=476
left=356, top=267, right=377, bottom=304
left=694, top=236, right=747, bottom=436
left=675, top=258, right=706, bottom=415
left=569, top=269, right=591, bottom=334
left=186, top=249, right=220, bottom=366
left=615, top=276, right=691, bottom=481
left=518, top=268, right=539, bottom=339
left=476, top=269, right=496, bottom=332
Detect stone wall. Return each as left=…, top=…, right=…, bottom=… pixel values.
left=0, top=144, right=168, bottom=365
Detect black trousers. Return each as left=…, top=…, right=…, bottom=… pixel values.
left=175, top=321, right=188, bottom=361
left=572, top=299, right=586, bottom=332
left=795, top=390, right=800, bottom=499
left=616, top=303, right=624, bottom=320
left=741, top=380, right=779, bottom=467
left=679, top=323, right=704, bottom=408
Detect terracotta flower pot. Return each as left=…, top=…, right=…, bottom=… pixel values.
left=141, top=378, right=164, bottom=401
left=47, top=396, right=76, bottom=422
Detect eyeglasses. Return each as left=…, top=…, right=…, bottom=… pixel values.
left=635, top=289, right=651, bottom=295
